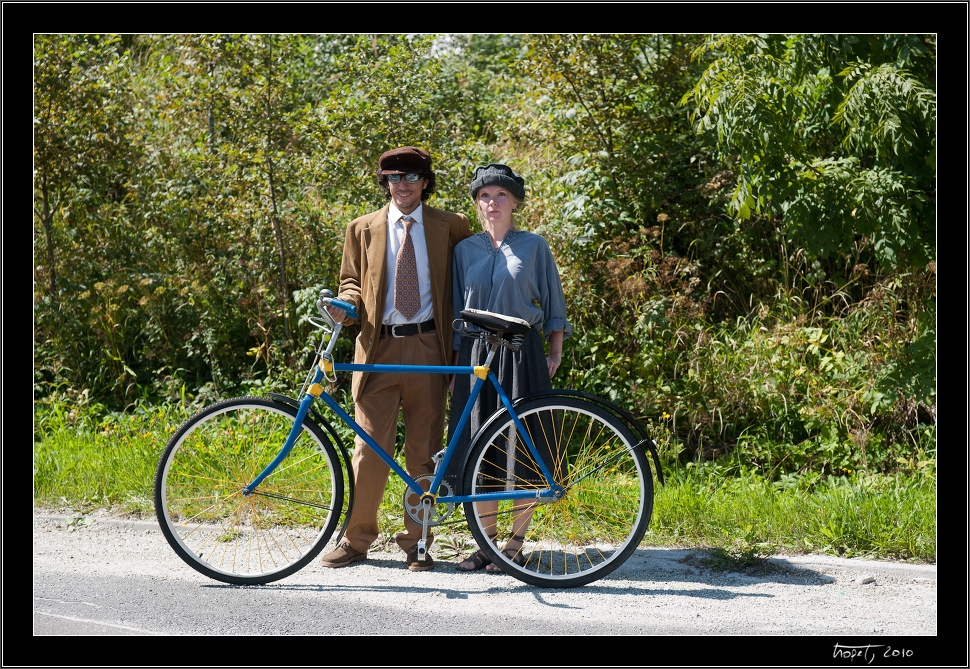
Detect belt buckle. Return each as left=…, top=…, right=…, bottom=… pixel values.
left=390, top=324, right=406, bottom=338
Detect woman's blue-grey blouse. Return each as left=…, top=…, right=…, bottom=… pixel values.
left=452, top=230, right=572, bottom=349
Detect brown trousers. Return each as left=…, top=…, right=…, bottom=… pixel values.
left=342, top=330, right=447, bottom=553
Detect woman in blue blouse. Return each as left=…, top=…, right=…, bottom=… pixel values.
left=448, top=164, right=572, bottom=573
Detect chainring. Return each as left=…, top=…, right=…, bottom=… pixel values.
left=403, top=474, right=455, bottom=526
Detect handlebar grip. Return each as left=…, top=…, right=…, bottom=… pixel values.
left=317, top=290, right=358, bottom=320
left=329, top=298, right=358, bottom=320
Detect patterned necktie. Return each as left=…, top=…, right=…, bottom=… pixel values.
left=394, top=216, right=420, bottom=320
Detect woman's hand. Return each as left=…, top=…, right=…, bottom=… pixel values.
left=547, top=330, right=564, bottom=378
left=546, top=352, right=561, bottom=379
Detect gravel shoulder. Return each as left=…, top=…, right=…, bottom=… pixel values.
left=32, top=507, right=940, bottom=654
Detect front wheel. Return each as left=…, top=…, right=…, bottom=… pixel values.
left=462, top=397, right=653, bottom=588
left=154, top=397, right=345, bottom=585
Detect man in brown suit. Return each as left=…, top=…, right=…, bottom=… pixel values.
left=321, top=146, right=471, bottom=571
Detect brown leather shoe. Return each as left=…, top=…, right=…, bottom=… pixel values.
left=320, top=542, right=366, bottom=568
left=405, top=545, right=434, bottom=571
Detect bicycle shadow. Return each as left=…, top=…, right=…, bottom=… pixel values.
left=245, top=580, right=774, bottom=607
left=205, top=547, right=828, bottom=605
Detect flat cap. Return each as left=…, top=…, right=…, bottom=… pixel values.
left=379, top=146, right=432, bottom=174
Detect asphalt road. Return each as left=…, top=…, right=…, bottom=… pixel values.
left=30, top=507, right=942, bottom=661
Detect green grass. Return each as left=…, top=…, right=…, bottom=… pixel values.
left=33, top=399, right=936, bottom=565
left=647, top=465, right=936, bottom=564
left=33, top=399, right=183, bottom=514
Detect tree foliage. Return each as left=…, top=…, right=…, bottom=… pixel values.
left=34, top=34, right=936, bottom=477
left=682, top=34, right=935, bottom=270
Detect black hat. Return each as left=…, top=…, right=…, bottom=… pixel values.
left=379, top=146, right=432, bottom=174
left=469, top=164, right=526, bottom=202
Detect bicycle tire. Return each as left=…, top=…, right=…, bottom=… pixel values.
left=154, top=396, right=345, bottom=585
left=462, top=396, right=653, bottom=588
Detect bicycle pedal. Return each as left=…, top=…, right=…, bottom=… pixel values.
left=416, top=539, right=427, bottom=560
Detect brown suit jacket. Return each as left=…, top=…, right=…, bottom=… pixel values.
left=336, top=202, right=471, bottom=401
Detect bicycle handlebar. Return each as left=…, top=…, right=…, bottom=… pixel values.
left=314, top=290, right=521, bottom=353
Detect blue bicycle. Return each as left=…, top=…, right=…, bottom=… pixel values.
left=154, top=291, right=662, bottom=588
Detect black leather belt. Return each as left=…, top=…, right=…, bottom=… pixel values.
left=380, top=319, right=436, bottom=338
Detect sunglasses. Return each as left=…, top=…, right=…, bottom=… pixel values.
left=386, top=173, right=423, bottom=183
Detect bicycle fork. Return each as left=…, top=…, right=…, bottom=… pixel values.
left=242, top=321, right=344, bottom=496
left=242, top=392, right=317, bottom=496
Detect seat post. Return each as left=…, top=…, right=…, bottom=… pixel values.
left=482, top=343, right=498, bottom=369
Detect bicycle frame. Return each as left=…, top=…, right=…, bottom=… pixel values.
left=243, top=321, right=562, bottom=508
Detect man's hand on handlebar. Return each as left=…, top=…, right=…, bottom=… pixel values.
left=317, top=290, right=357, bottom=325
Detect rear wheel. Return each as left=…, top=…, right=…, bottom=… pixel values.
left=154, top=397, right=344, bottom=585
left=462, top=397, right=653, bottom=588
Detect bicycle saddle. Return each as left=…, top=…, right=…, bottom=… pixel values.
left=459, top=309, right=532, bottom=337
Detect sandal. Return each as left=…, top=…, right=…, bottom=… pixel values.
left=486, top=534, right=527, bottom=573
left=456, top=535, right=497, bottom=572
